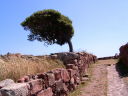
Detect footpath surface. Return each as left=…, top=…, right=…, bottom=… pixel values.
left=80, top=59, right=128, bottom=96
left=80, top=60, right=108, bottom=96
left=107, top=64, right=128, bottom=96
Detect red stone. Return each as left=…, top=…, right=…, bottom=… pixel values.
left=67, top=69, right=77, bottom=78
left=55, top=79, right=68, bottom=95
left=68, top=77, right=76, bottom=91
left=53, top=68, right=70, bottom=82
left=52, top=69, right=61, bottom=81
left=60, top=69, right=70, bottom=82
left=28, top=79, right=43, bottom=95
left=46, top=72, right=55, bottom=86
left=37, top=87, right=53, bottom=96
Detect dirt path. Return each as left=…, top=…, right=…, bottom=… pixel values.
left=80, top=59, right=117, bottom=96
left=107, top=64, right=128, bottom=96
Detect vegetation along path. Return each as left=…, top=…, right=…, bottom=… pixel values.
left=78, top=59, right=128, bottom=96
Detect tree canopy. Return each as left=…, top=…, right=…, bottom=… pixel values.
left=21, top=9, right=74, bottom=52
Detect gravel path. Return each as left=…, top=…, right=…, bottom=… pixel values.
left=107, top=64, right=128, bottom=96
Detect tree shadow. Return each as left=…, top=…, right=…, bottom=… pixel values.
left=116, top=60, right=128, bottom=78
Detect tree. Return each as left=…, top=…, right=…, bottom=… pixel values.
left=21, top=9, right=74, bottom=52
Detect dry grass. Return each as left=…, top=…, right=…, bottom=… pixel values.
left=0, top=54, right=65, bottom=81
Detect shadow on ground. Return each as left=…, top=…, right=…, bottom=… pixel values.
left=116, top=60, right=128, bottom=78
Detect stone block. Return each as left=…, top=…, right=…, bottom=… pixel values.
left=37, top=73, right=49, bottom=88
left=53, top=68, right=70, bottom=82
left=37, top=87, right=53, bottom=96
left=46, top=72, right=55, bottom=86
left=28, top=79, right=43, bottom=95
left=0, top=79, right=14, bottom=89
left=68, top=78, right=76, bottom=91
left=0, top=83, right=29, bottom=96
left=56, top=80, right=67, bottom=91
left=67, top=69, right=77, bottom=78
left=53, top=69, right=61, bottom=81
left=55, top=79, right=68, bottom=95
left=60, top=69, right=70, bottom=82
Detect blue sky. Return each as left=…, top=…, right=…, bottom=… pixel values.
left=0, top=0, right=128, bottom=57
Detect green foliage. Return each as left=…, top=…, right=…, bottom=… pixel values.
left=21, top=9, right=74, bottom=46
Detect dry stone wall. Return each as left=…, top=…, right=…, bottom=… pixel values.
left=0, top=52, right=97, bottom=96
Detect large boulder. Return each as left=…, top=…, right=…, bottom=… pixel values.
left=0, top=79, right=15, bottom=89
left=119, top=43, right=128, bottom=66
left=0, top=83, right=29, bottom=96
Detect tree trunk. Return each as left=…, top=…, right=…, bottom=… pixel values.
left=67, top=40, right=73, bottom=52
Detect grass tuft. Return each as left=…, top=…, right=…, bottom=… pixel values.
left=0, top=55, right=65, bottom=81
